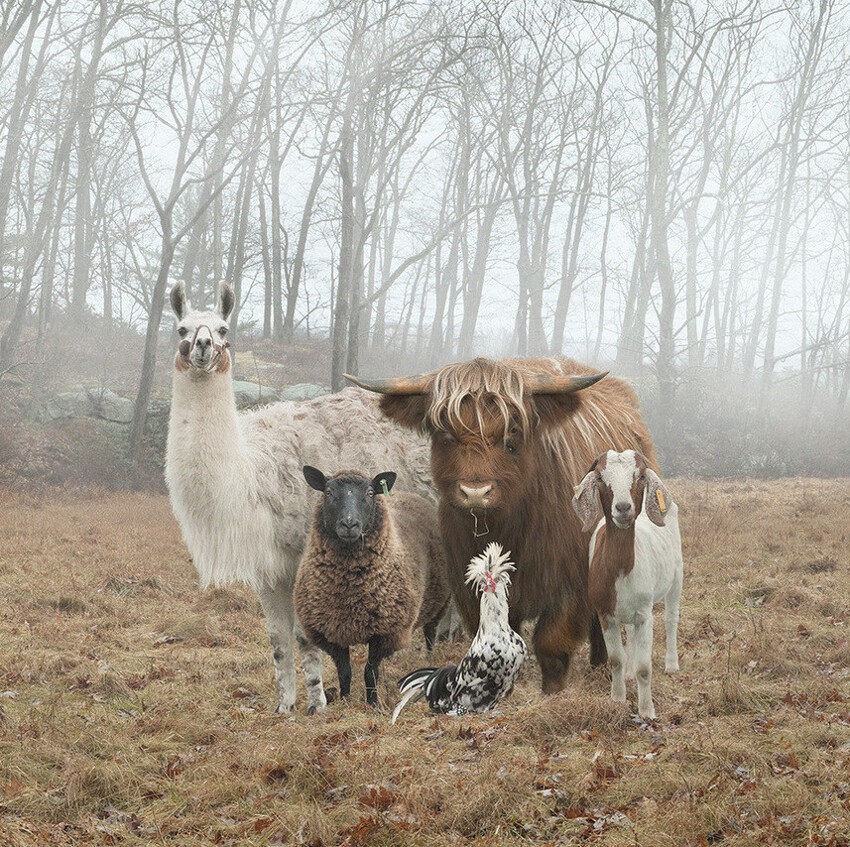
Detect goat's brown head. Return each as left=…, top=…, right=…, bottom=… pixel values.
left=346, top=358, right=606, bottom=515
left=169, top=280, right=233, bottom=375
left=572, top=450, right=670, bottom=532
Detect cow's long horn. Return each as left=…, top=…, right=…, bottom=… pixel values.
left=526, top=371, right=608, bottom=394
left=344, top=372, right=430, bottom=395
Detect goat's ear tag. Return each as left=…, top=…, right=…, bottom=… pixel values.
left=656, top=489, right=667, bottom=513
left=380, top=479, right=392, bottom=496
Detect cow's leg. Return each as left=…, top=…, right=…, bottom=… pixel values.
left=589, top=613, right=608, bottom=667
left=258, top=580, right=302, bottom=713
left=533, top=599, right=587, bottom=693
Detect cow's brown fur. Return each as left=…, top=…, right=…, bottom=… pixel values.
left=376, top=356, right=656, bottom=693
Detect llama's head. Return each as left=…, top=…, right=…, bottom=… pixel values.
left=169, top=280, right=234, bottom=375
left=303, top=466, right=397, bottom=545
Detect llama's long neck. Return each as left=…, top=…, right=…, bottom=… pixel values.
left=166, top=364, right=247, bottom=485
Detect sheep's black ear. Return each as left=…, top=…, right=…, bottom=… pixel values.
left=170, top=280, right=188, bottom=320
left=372, top=471, right=397, bottom=495
left=303, top=466, right=327, bottom=492
left=217, top=281, right=235, bottom=321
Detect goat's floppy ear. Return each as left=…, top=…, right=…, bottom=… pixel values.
left=170, top=280, right=188, bottom=320
left=644, top=469, right=670, bottom=527
left=303, top=466, right=327, bottom=492
left=217, top=281, right=235, bottom=321
left=372, top=471, right=397, bottom=495
left=572, top=471, right=601, bottom=533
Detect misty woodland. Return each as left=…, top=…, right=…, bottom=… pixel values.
left=0, top=0, right=849, bottom=475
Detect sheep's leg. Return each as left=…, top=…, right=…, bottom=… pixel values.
left=664, top=570, right=682, bottom=674
left=631, top=612, right=655, bottom=720
left=364, top=637, right=393, bottom=707
left=599, top=615, right=627, bottom=703
left=257, top=581, right=300, bottom=713
left=295, top=627, right=328, bottom=714
left=316, top=641, right=351, bottom=699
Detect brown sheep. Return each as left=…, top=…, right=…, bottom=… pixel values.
left=294, top=467, right=449, bottom=707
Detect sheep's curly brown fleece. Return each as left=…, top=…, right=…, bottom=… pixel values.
left=295, top=490, right=449, bottom=652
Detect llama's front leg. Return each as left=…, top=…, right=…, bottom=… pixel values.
left=664, top=576, right=682, bottom=673
left=599, top=615, right=627, bottom=703
left=630, top=611, right=655, bottom=720
left=258, top=581, right=299, bottom=713
left=296, top=626, right=327, bottom=715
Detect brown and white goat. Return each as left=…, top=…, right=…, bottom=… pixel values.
left=572, top=450, right=683, bottom=720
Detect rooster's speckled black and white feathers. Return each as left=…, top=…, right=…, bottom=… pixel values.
left=391, top=543, right=527, bottom=723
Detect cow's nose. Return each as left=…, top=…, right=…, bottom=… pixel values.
left=459, top=483, right=494, bottom=507
left=615, top=501, right=632, bottom=515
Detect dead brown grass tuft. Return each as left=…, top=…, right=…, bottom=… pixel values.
left=1, top=479, right=850, bottom=845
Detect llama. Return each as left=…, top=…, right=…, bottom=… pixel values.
left=572, top=450, right=683, bottom=720
left=295, top=467, right=449, bottom=706
left=165, top=280, right=434, bottom=713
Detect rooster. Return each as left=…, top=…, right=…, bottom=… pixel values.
left=391, top=543, right=527, bottom=723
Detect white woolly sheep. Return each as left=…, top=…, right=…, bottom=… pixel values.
left=572, top=449, right=683, bottom=720
left=294, top=466, right=450, bottom=707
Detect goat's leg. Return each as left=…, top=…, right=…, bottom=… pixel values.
left=624, top=625, right=636, bottom=680
left=630, top=611, right=655, bottom=720
left=257, top=581, right=300, bottom=713
left=664, top=570, right=682, bottom=673
left=599, top=615, right=627, bottom=703
left=295, top=626, right=328, bottom=714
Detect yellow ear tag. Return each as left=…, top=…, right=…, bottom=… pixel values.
left=656, top=489, right=667, bottom=513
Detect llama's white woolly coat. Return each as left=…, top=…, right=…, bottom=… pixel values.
left=166, top=379, right=433, bottom=591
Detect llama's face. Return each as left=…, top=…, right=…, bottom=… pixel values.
left=169, top=281, right=234, bottom=374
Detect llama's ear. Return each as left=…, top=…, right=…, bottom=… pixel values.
left=644, top=469, right=670, bottom=527
left=371, top=471, right=397, bottom=495
left=217, top=281, right=235, bottom=321
left=303, top=465, right=327, bottom=492
left=572, top=471, right=601, bottom=533
left=170, top=281, right=188, bottom=320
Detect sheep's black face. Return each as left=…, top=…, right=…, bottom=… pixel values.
left=302, top=467, right=397, bottom=545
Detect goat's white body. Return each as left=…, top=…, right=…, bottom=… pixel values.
left=589, top=501, right=683, bottom=719
left=166, top=366, right=433, bottom=713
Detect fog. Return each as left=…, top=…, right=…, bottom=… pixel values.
left=1, top=0, right=849, bottom=479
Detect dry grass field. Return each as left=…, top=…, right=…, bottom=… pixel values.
left=1, top=479, right=849, bottom=846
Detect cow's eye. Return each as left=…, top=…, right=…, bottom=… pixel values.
left=178, top=327, right=189, bottom=338
left=505, top=441, right=517, bottom=455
